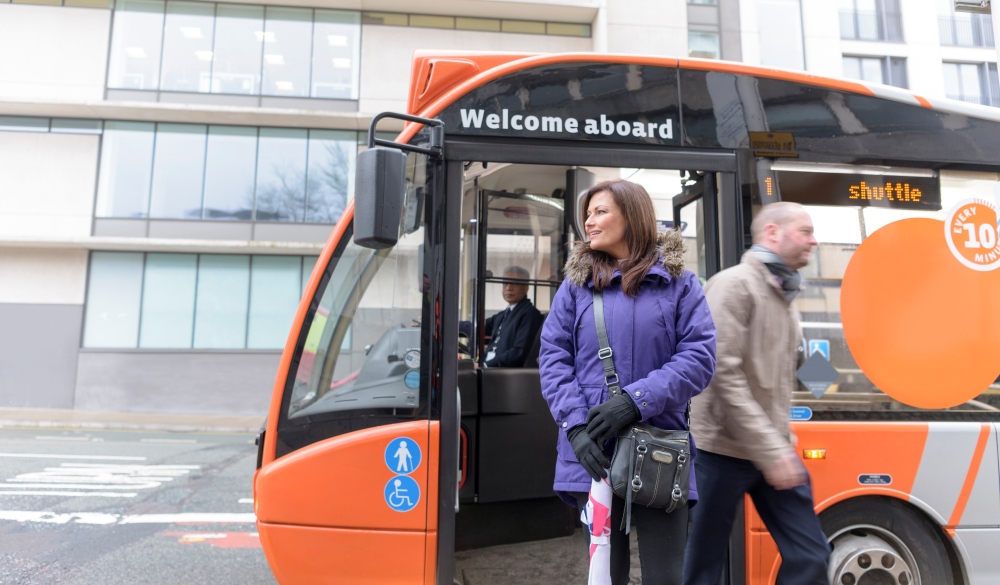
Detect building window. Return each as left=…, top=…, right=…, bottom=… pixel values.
left=839, top=0, right=903, bottom=42
left=757, top=0, right=805, bottom=70
left=943, top=62, right=1000, bottom=106
left=108, top=1, right=362, bottom=100
left=360, top=12, right=591, bottom=37
left=842, top=56, right=908, bottom=88
left=689, top=30, right=721, bottom=59
left=96, top=123, right=357, bottom=223
left=0, top=116, right=103, bottom=134
left=938, top=0, right=995, bottom=47
left=83, top=252, right=318, bottom=349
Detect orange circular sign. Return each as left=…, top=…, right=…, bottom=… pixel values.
left=841, top=218, right=1000, bottom=409
left=944, top=198, right=1000, bottom=271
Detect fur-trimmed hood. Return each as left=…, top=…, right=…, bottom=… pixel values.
left=563, top=229, right=686, bottom=286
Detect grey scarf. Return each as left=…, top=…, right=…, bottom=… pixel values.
left=749, top=244, right=801, bottom=301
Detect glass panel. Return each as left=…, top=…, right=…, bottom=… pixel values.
left=546, top=22, right=591, bottom=37
left=50, top=119, right=103, bottom=134
left=361, top=12, right=407, bottom=26
left=255, top=127, right=308, bottom=222
left=149, top=123, right=207, bottom=219
left=311, top=10, right=361, bottom=99
left=262, top=7, right=313, bottom=97
left=305, top=129, right=355, bottom=223
left=688, top=30, right=721, bottom=59
left=456, top=17, right=500, bottom=32
left=960, top=63, right=983, bottom=103
left=0, top=116, right=48, bottom=132
left=83, top=252, right=144, bottom=348
left=96, top=121, right=155, bottom=218
left=108, top=0, right=165, bottom=90
left=860, top=57, right=884, bottom=84
left=888, top=57, right=908, bottom=88
left=139, top=253, right=197, bottom=348
left=501, top=20, right=546, bottom=34
left=409, top=14, right=454, bottom=28
left=689, top=0, right=719, bottom=4
left=212, top=4, right=264, bottom=95
left=302, top=255, right=318, bottom=293
left=65, top=0, right=112, bottom=7
left=203, top=125, right=257, bottom=220
left=160, top=1, right=215, bottom=93
left=943, top=62, right=961, bottom=99
left=193, top=254, right=250, bottom=348
left=777, top=171, right=999, bottom=415
left=842, top=57, right=861, bottom=80
left=247, top=256, right=302, bottom=349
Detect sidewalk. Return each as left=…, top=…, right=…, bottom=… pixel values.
left=0, top=407, right=265, bottom=433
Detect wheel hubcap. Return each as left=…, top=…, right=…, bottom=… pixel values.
left=828, top=526, right=918, bottom=585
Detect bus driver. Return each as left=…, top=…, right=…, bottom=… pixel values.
left=481, top=266, right=544, bottom=368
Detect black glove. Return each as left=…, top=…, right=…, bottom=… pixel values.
left=567, top=425, right=609, bottom=482
left=586, top=393, right=640, bottom=445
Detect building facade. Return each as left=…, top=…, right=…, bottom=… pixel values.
left=0, top=0, right=994, bottom=416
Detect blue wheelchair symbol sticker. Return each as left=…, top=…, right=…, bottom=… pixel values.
left=384, top=475, right=420, bottom=512
left=385, top=437, right=422, bottom=474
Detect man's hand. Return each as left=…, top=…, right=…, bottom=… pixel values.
left=585, top=393, right=640, bottom=445
left=567, top=425, right=609, bottom=482
left=762, top=453, right=807, bottom=490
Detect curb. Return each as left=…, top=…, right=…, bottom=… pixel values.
left=0, top=419, right=262, bottom=433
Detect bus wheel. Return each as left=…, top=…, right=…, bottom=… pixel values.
left=821, top=498, right=954, bottom=585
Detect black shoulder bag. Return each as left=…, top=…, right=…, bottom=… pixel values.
left=592, top=288, right=691, bottom=533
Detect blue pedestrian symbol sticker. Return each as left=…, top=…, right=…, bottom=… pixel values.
left=384, top=475, right=420, bottom=512
left=385, top=437, right=421, bottom=475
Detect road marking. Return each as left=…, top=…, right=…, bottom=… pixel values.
left=140, top=439, right=197, bottom=444
left=0, top=463, right=198, bottom=497
left=0, top=491, right=137, bottom=498
left=238, top=498, right=253, bottom=504
left=0, top=511, right=257, bottom=525
left=0, top=453, right=146, bottom=461
left=120, top=513, right=256, bottom=524
left=35, top=436, right=89, bottom=441
left=167, top=531, right=261, bottom=549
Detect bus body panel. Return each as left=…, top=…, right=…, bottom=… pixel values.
left=256, top=421, right=439, bottom=582
left=258, top=522, right=428, bottom=584
left=748, top=421, right=1000, bottom=583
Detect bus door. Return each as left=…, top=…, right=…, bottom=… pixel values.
left=443, top=138, right=735, bottom=583
left=254, top=146, right=456, bottom=585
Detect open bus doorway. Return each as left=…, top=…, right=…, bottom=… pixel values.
left=450, top=159, right=721, bottom=583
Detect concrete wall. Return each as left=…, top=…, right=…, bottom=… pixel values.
left=602, top=0, right=687, bottom=57
left=358, top=25, right=593, bottom=113
left=0, top=249, right=89, bottom=305
left=0, top=4, right=110, bottom=100
left=0, top=303, right=82, bottom=408
left=74, top=351, right=283, bottom=415
left=0, top=131, right=100, bottom=239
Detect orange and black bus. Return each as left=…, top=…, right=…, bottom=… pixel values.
left=253, top=51, right=1000, bottom=584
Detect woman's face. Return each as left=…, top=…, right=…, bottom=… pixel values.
left=585, top=190, right=629, bottom=260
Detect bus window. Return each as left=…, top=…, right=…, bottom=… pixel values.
left=274, top=152, right=429, bottom=457
left=782, top=169, right=1000, bottom=414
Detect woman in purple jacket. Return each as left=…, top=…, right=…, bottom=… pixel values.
left=539, top=179, right=717, bottom=585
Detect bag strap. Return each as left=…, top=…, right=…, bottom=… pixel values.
left=591, top=289, right=621, bottom=397
left=592, top=288, right=634, bottom=532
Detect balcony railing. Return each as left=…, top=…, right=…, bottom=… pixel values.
left=939, top=14, right=995, bottom=47
left=840, top=9, right=904, bottom=41
left=946, top=93, right=1000, bottom=107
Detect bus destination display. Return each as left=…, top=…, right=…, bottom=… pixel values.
left=776, top=171, right=941, bottom=211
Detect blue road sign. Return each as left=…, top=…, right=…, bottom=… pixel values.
left=384, top=475, right=420, bottom=512
left=808, top=339, right=830, bottom=360
left=790, top=406, right=813, bottom=421
left=385, top=437, right=421, bottom=475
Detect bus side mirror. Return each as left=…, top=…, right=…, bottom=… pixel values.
left=354, top=146, right=407, bottom=249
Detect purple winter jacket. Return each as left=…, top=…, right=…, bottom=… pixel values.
left=538, top=231, right=717, bottom=502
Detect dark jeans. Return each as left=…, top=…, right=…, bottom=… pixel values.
left=683, top=450, right=830, bottom=585
left=571, top=491, right=689, bottom=585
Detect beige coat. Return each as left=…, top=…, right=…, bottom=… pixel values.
left=691, top=252, right=803, bottom=470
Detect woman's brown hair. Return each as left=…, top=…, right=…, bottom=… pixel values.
left=580, top=179, right=659, bottom=297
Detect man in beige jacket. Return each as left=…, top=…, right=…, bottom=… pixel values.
left=683, top=202, right=829, bottom=585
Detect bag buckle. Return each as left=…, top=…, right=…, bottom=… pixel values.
left=605, top=373, right=619, bottom=388
left=598, top=347, right=613, bottom=360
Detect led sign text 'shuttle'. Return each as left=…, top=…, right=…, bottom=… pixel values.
left=848, top=181, right=922, bottom=204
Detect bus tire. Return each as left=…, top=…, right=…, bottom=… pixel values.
left=820, top=497, right=955, bottom=585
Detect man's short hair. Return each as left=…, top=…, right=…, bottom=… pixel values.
left=502, top=266, right=530, bottom=281
left=750, top=202, right=807, bottom=243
